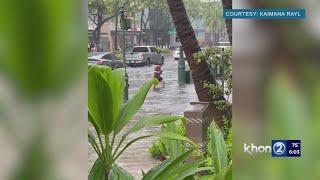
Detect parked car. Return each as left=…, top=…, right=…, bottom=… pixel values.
left=126, top=46, right=164, bottom=66
left=88, top=52, right=124, bottom=69
left=88, top=58, right=102, bottom=66
left=173, top=47, right=186, bottom=60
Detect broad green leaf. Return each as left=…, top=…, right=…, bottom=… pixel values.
left=109, top=164, right=135, bottom=180
left=213, top=166, right=232, bottom=180
left=155, top=132, right=197, bottom=147
left=209, top=122, right=228, bottom=174
left=154, top=148, right=196, bottom=180
left=88, top=158, right=104, bottom=180
left=100, top=67, right=125, bottom=125
left=162, top=122, right=184, bottom=160
left=165, top=159, right=202, bottom=179
left=114, top=78, right=158, bottom=134
left=124, top=115, right=183, bottom=136
left=88, top=66, right=114, bottom=134
left=142, top=149, right=195, bottom=180
left=142, top=159, right=172, bottom=180
left=112, top=68, right=125, bottom=91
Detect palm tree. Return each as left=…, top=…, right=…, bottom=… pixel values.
left=167, top=0, right=229, bottom=126
left=221, top=0, right=232, bottom=44
left=166, top=0, right=215, bottom=102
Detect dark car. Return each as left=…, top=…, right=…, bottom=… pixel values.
left=88, top=52, right=124, bottom=69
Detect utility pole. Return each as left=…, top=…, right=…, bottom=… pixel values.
left=120, top=7, right=129, bottom=101
left=115, top=14, right=118, bottom=51
left=221, top=48, right=225, bottom=94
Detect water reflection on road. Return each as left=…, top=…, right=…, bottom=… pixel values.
left=88, top=57, right=197, bottom=179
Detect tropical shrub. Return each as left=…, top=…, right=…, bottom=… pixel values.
left=194, top=47, right=232, bottom=114
left=194, top=47, right=232, bottom=179
left=144, top=121, right=231, bottom=180
left=149, top=140, right=167, bottom=160
left=224, top=128, right=232, bottom=163
left=148, top=119, right=187, bottom=160
left=88, top=66, right=184, bottom=179
left=143, top=147, right=211, bottom=180
left=143, top=120, right=214, bottom=179
left=198, top=122, right=232, bottom=180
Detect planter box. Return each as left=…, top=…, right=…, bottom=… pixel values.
left=184, top=102, right=215, bottom=144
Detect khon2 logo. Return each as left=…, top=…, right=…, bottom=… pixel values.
left=243, top=140, right=301, bottom=157
left=272, top=141, right=286, bottom=156
left=272, top=140, right=301, bottom=157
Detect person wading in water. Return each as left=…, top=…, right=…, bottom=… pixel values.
left=153, top=65, right=165, bottom=88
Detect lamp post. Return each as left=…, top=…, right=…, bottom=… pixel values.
left=221, top=48, right=225, bottom=94
left=178, top=46, right=185, bottom=86
left=120, top=7, right=129, bottom=101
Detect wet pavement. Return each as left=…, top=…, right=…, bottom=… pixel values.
left=88, top=56, right=198, bottom=179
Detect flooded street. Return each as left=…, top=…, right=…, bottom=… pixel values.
left=88, top=56, right=198, bottom=179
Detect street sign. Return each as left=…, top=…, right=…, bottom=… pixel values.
left=121, top=18, right=132, bottom=30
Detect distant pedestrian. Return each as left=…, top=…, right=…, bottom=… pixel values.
left=90, top=42, right=95, bottom=52
left=153, top=65, right=165, bottom=88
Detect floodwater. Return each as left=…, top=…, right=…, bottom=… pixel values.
left=88, top=56, right=198, bottom=179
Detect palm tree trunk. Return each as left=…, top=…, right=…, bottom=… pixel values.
left=221, top=0, right=232, bottom=44
left=167, top=0, right=214, bottom=102
left=167, top=0, right=229, bottom=127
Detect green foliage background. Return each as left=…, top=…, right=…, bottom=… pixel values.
left=0, top=0, right=86, bottom=179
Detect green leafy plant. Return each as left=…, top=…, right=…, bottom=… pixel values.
left=194, top=47, right=232, bottom=179
left=143, top=148, right=211, bottom=180
left=208, top=122, right=228, bottom=174
left=161, top=122, right=185, bottom=159
left=149, top=119, right=187, bottom=160
left=88, top=66, right=184, bottom=179
left=149, top=140, right=167, bottom=160
left=194, top=47, right=232, bottom=108
left=200, top=122, right=231, bottom=180
left=144, top=120, right=214, bottom=179
left=224, top=129, right=232, bottom=163
left=145, top=121, right=232, bottom=180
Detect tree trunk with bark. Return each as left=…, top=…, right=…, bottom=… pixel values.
left=94, top=9, right=103, bottom=52
left=167, top=0, right=229, bottom=126
left=167, top=0, right=214, bottom=102
left=221, top=0, right=232, bottom=44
